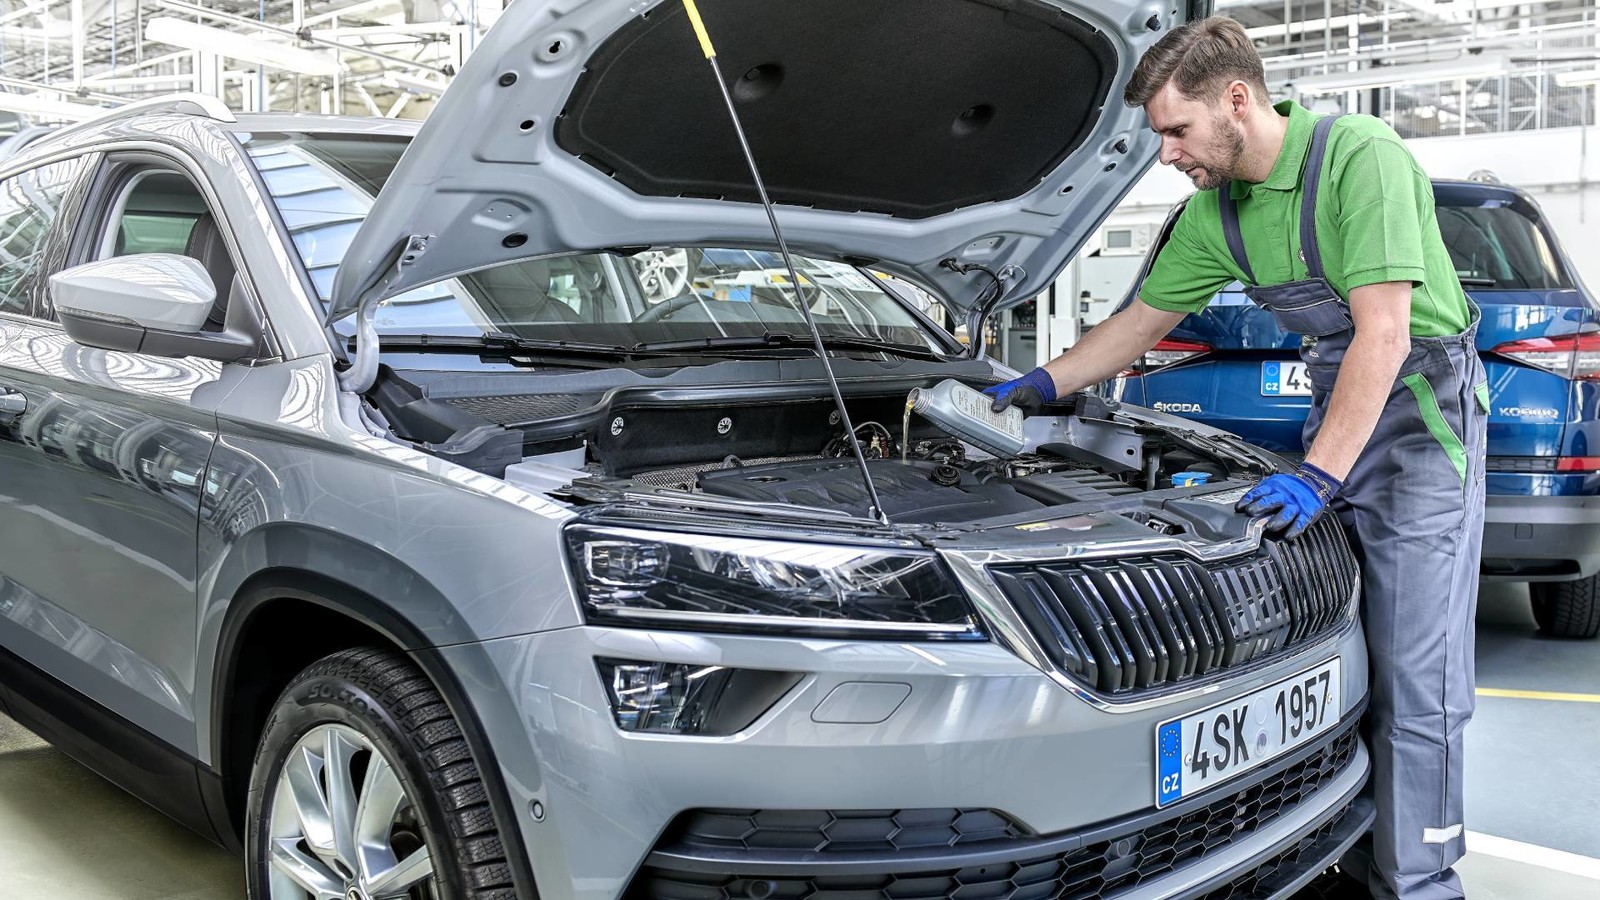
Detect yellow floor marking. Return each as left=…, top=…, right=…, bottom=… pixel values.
left=1476, top=687, right=1600, bottom=704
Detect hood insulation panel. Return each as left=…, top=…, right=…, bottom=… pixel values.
left=556, top=0, right=1117, bottom=219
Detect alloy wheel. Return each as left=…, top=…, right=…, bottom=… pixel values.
left=265, top=723, right=438, bottom=900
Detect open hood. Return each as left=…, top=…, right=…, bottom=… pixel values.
left=329, top=0, right=1190, bottom=325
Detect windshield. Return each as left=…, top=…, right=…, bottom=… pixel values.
left=241, top=131, right=944, bottom=351
left=1435, top=194, right=1571, bottom=290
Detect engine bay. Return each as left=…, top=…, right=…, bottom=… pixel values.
left=369, top=366, right=1274, bottom=527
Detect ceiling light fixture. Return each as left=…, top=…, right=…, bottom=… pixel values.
left=144, top=16, right=341, bottom=77
left=1291, top=53, right=1511, bottom=94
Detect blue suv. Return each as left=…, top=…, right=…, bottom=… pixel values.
left=1117, top=178, right=1600, bottom=638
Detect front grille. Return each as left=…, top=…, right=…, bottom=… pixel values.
left=630, top=718, right=1361, bottom=900
left=1194, top=803, right=1354, bottom=900
left=991, top=516, right=1358, bottom=696
left=666, top=808, right=1024, bottom=854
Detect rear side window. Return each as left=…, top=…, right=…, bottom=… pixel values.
left=1435, top=198, right=1571, bottom=290
left=0, top=157, right=88, bottom=316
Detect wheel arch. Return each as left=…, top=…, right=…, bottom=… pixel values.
left=200, top=528, right=540, bottom=897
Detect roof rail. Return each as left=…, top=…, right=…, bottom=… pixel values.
left=94, top=92, right=236, bottom=124
left=44, top=92, right=236, bottom=146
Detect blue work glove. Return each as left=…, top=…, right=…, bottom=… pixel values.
left=984, top=368, right=1057, bottom=415
left=1236, top=462, right=1343, bottom=540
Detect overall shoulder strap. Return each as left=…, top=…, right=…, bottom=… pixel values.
left=1217, top=187, right=1255, bottom=284
left=1299, top=114, right=1344, bottom=280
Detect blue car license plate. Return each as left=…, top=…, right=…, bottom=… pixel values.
left=1261, top=361, right=1312, bottom=397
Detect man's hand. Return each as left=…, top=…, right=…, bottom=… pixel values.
left=1237, top=463, right=1343, bottom=540
left=985, top=368, right=1057, bottom=414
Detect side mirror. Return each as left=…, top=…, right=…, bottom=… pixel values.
left=49, top=253, right=258, bottom=362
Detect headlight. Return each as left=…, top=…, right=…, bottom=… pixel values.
left=566, top=524, right=983, bottom=639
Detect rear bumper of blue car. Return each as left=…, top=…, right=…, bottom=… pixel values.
left=1481, top=494, right=1600, bottom=581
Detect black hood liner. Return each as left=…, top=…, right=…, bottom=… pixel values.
left=556, top=0, right=1117, bottom=219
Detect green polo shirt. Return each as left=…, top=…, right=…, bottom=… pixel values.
left=1139, top=100, right=1470, bottom=338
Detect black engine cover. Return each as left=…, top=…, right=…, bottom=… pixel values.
left=696, top=458, right=1044, bottom=524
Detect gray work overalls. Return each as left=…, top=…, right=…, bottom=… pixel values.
left=1220, top=114, right=1488, bottom=900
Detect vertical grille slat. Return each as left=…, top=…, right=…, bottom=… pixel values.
left=1040, top=568, right=1133, bottom=693
left=1304, top=520, right=1343, bottom=633
left=1210, top=566, right=1251, bottom=666
left=1161, top=559, right=1227, bottom=676
left=992, top=570, right=1100, bottom=688
left=1082, top=564, right=1169, bottom=687
left=1125, top=561, right=1200, bottom=681
left=1304, top=525, right=1339, bottom=636
left=993, top=523, right=1359, bottom=697
left=1269, top=539, right=1308, bottom=645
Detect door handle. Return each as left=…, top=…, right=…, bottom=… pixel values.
left=0, top=390, right=26, bottom=420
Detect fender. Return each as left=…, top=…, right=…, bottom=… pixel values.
left=200, top=525, right=541, bottom=898
left=195, top=522, right=481, bottom=765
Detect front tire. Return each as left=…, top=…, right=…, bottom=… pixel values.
left=245, top=648, right=516, bottom=899
left=1532, top=576, right=1600, bottom=639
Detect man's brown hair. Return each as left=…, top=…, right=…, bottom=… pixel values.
left=1123, top=15, right=1270, bottom=109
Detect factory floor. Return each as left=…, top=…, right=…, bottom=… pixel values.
left=0, top=583, right=1594, bottom=899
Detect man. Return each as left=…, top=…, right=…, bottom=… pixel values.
left=986, top=15, right=1487, bottom=900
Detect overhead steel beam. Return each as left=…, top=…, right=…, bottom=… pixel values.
left=155, top=0, right=452, bottom=75
left=82, top=49, right=190, bottom=76
left=80, top=71, right=195, bottom=88
left=303, top=0, right=406, bottom=27
left=0, top=73, right=123, bottom=102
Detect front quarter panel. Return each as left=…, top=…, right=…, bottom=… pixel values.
left=194, top=354, right=582, bottom=762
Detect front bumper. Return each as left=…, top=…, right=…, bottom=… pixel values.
left=634, top=714, right=1370, bottom=900
left=1481, top=494, right=1600, bottom=580
left=635, top=798, right=1376, bottom=900
left=442, top=618, right=1369, bottom=900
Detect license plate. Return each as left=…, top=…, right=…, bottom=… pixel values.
left=1261, top=361, right=1312, bottom=396
left=1156, top=658, right=1341, bottom=807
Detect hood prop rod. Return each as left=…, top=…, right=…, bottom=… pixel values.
left=680, top=0, right=887, bottom=524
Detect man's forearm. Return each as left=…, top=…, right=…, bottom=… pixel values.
left=1303, top=289, right=1414, bottom=478
left=1038, top=300, right=1186, bottom=395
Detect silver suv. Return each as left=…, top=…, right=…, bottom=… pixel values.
left=0, top=3, right=1371, bottom=899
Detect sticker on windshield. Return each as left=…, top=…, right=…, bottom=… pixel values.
left=812, top=260, right=876, bottom=291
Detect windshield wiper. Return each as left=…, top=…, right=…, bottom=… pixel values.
left=1458, top=277, right=1498, bottom=287
left=630, top=333, right=947, bottom=361
left=360, top=332, right=945, bottom=364
left=361, top=332, right=635, bottom=359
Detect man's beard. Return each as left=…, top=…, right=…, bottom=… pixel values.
left=1179, top=115, right=1246, bottom=192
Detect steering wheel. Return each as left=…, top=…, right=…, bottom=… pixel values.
left=634, top=291, right=706, bottom=324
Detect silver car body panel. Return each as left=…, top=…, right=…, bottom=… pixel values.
left=0, top=318, right=231, bottom=752
left=329, top=0, right=1175, bottom=322
left=192, top=354, right=581, bottom=763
